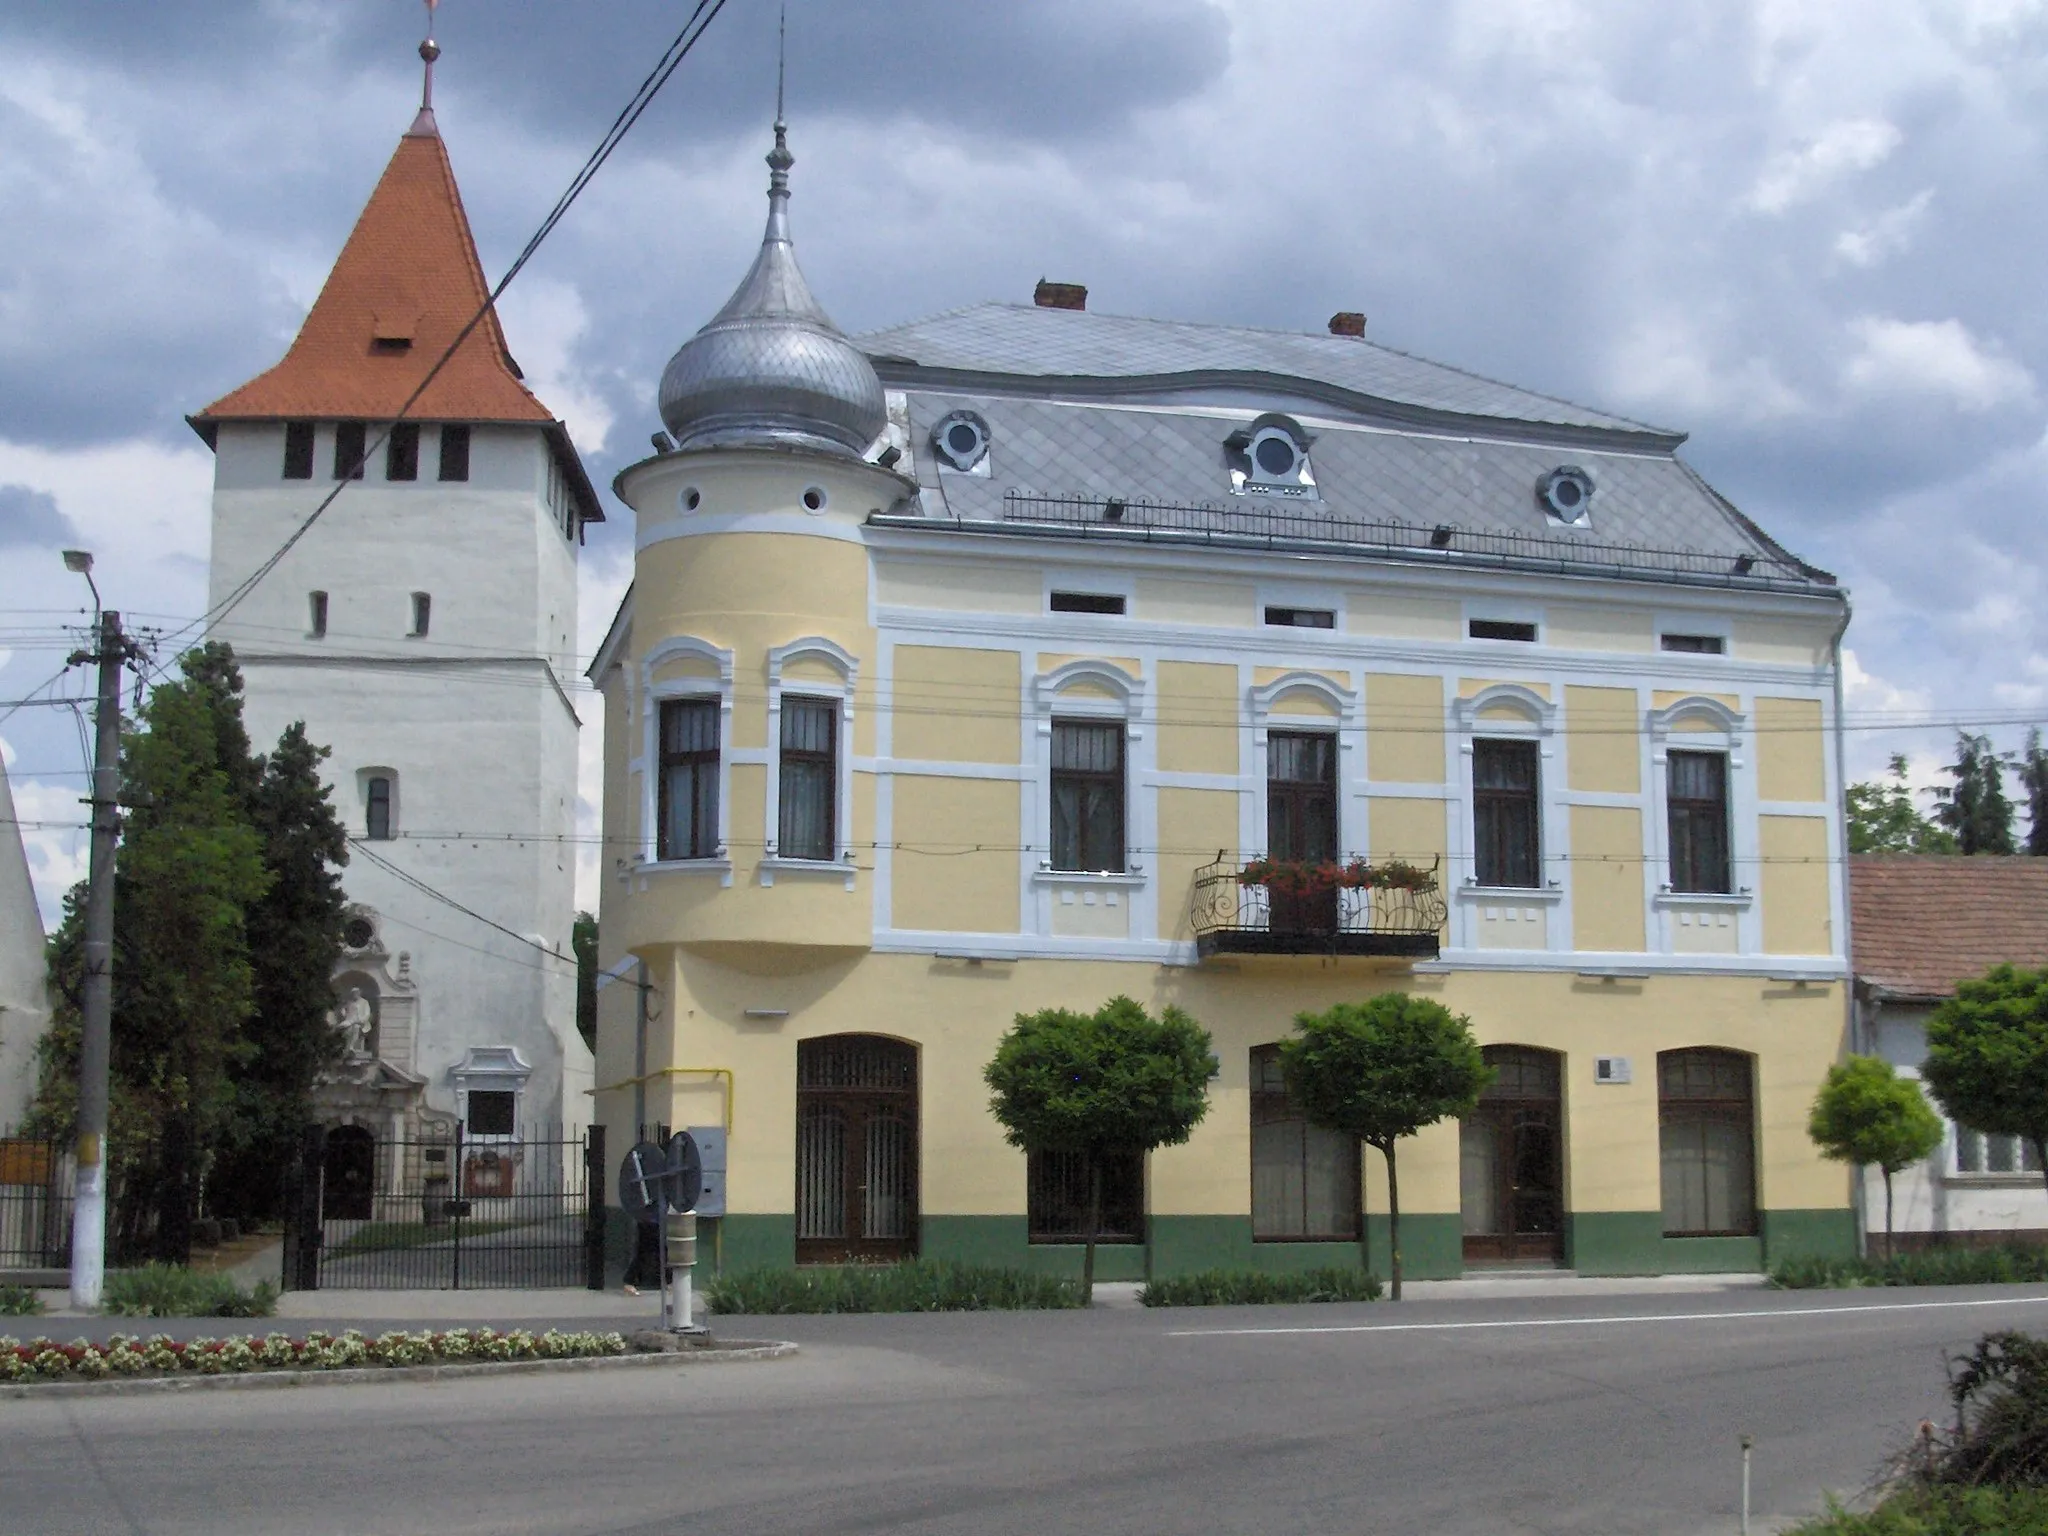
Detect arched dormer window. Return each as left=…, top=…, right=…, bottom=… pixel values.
left=763, top=637, right=859, bottom=888
left=1226, top=414, right=1317, bottom=498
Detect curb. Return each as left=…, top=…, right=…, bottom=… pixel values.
left=0, top=1340, right=798, bottom=1400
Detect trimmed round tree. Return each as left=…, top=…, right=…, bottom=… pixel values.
left=1922, top=964, right=2048, bottom=1203
left=1807, top=1055, right=1943, bottom=1259
left=1281, top=995, right=1491, bottom=1300
left=984, top=995, right=1217, bottom=1301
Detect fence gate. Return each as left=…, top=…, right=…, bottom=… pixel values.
left=0, top=1134, right=73, bottom=1274
left=285, top=1125, right=605, bottom=1291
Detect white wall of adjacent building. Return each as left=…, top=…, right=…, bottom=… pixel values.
left=0, top=759, right=50, bottom=1125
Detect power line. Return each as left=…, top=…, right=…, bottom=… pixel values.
left=346, top=836, right=573, bottom=967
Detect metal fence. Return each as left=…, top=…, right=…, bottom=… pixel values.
left=283, top=1124, right=606, bottom=1291
left=0, top=1133, right=73, bottom=1271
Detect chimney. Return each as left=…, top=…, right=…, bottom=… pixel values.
left=1034, top=279, right=1088, bottom=312
left=1328, top=311, right=1366, bottom=338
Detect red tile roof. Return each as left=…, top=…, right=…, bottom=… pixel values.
left=195, top=118, right=551, bottom=425
left=1850, top=855, right=2048, bottom=999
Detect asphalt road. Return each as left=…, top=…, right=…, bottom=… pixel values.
left=10, top=1286, right=2048, bottom=1536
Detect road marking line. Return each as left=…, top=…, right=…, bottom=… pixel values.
left=1167, top=1294, right=2048, bottom=1338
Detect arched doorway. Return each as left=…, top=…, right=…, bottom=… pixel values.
left=795, top=1036, right=918, bottom=1264
left=322, top=1124, right=376, bottom=1222
left=1461, top=1046, right=1564, bottom=1266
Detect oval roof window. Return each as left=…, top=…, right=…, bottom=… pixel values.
left=1538, top=466, right=1594, bottom=524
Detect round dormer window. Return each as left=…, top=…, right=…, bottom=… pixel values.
left=1538, top=466, right=1594, bottom=523
left=931, top=410, right=991, bottom=472
left=1253, top=432, right=1300, bottom=478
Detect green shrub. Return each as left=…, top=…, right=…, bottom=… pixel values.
left=703, top=1259, right=1086, bottom=1314
left=0, top=1327, right=629, bottom=1383
left=1785, top=1487, right=2048, bottom=1534
left=1771, top=1247, right=2048, bottom=1290
left=0, top=1285, right=44, bottom=1317
left=100, top=1263, right=279, bottom=1318
left=1140, top=1267, right=1384, bottom=1307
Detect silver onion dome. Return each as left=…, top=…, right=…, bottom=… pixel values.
left=658, top=122, right=886, bottom=458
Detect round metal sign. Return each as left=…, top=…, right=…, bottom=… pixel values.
left=666, top=1132, right=703, bottom=1215
left=619, top=1140, right=670, bottom=1225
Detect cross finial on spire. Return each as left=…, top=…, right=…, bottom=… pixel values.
left=410, top=0, right=442, bottom=135
left=765, top=4, right=793, bottom=194
left=776, top=3, right=787, bottom=125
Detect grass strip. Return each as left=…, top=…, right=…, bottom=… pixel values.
left=1139, top=1267, right=1384, bottom=1307
left=101, top=1263, right=278, bottom=1318
left=1786, top=1487, right=2048, bottom=1534
left=704, top=1259, right=1086, bottom=1314
left=1770, top=1247, right=2048, bottom=1290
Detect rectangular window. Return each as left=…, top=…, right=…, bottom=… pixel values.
left=333, top=421, right=367, bottom=481
left=1027, top=1148, right=1143, bottom=1242
left=1050, top=719, right=1125, bottom=872
left=1469, top=618, right=1537, bottom=642
left=1264, top=606, right=1336, bottom=629
left=1667, top=750, right=1731, bottom=894
left=409, top=592, right=431, bottom=638
left=466, top=1090, right=515, bottom=1137
left=1658, top=1049, right=1756, bottom=1236
left=1473, top=738, right=1540, bottom=888
left=1661, top=633, right=1725, bottom=654
left=778, top=697, right=838, bottom=861
left=283, top=421, right=316, bottom=479
left=1267, top=731, right=1339, bottom=936
left=438, top=424, right=471, bottom=482
left=1955, top=1128, right=2044, bottom=1175
left=1049, top=591, right=1125, bottom=615
left=308, top=591, right=328, bottom=639
left=365, top=776, right=393, bottom=841
left=1251, top=1046, right=1359, bottom=1240
left=657, top=698, right=721, bottom=861
left=386, top=422, right=420, bottom=482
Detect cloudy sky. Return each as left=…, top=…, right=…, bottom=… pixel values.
left=2, top=0, right=2044, bottom=927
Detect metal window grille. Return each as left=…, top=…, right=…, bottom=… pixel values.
left=1667, top=750, right=1731, bottom=893
left=1050, top=719, right=1125, bottom=871
left=1658, top=1049, right=1756, bottom=1236
left=1473, top=739, right=1541, bottom=888
left=778, top=697, right=837, bottom=861
left=658, top=698, right=720, bottom=860
left=1027, top=1148, right=1143, bottom=1242
left=1249, top=1046, right=1358, bottom=1240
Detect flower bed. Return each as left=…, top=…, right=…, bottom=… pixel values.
left=1, top=1327, right=630, bottom=1383
left=1236, top=857, right=1435, bottom=898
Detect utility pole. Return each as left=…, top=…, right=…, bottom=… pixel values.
left=65, top=551, right=130, bottom=1309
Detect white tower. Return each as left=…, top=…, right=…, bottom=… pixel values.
left=188, top=37, right=597, bottom=1139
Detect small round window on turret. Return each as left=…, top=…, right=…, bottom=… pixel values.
left=681, top=486, right=702, bottom=512
left=1537, top=466, right=1594, bottom=525
left=802, top=486, right=827, bottom=512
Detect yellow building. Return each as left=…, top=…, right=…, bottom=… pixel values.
left=589, top=121, right=1855, bottom=1280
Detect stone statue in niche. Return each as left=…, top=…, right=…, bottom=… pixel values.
left=330, top=988, right=374, bottom=1059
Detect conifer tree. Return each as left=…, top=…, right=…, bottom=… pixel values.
left=1846, top=754, right=1956, bottom=855
left=1933, top=732, right=2016, bottom=855
left=2019, top=729, right=2048, bottom=858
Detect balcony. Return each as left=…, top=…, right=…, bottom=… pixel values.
left=1190, top=854, right=1447, bottom=960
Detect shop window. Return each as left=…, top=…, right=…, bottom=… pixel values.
left=1251, top=1045, right=1358, bottom=1240
left=1027, top=1148, right=1143, bottom=1242
left=1658, top=1048, right=1756, bottom=1237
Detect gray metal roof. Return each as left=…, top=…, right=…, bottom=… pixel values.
left=860, top=303, right=1677, bottom=446
left=882, top=389, right=1834, bottom=593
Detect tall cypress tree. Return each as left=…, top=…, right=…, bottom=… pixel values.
left=1933, top=732, right=2016, bottom=855
left=2020, top=729, right=2048, bottom=859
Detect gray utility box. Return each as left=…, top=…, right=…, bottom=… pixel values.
left=685, top=1126, right=726, bottom=1217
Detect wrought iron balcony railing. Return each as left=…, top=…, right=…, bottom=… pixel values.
left=1190, top=853, right=1447, bottom=959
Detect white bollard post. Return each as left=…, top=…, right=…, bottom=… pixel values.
left=666, top=1210, right=699, bottom=1332
left=1740, top=1434, right=1753, bottom=1536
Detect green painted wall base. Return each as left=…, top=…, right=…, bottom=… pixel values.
left=711, top=1214, right=795, bottom=1274
left=1365, top=1213, right=1463, bottom=1281
left=1569, top=1212, right=1665, bottom=1276
left=1663, top=1235, right=1763, bottom=1272
left=1762, top=1208, right=1858, bottom=1266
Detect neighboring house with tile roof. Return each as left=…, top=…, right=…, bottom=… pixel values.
left=589, top=116, right=1861, bottom=1284
left=187, top=81, right=598, bottom=1167
left=0, top=755, right=50, bottom=1125
left=1852, top=854, right=2048, bottom=1247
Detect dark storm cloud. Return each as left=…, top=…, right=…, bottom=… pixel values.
left=0, top=486, right=79, bottom=549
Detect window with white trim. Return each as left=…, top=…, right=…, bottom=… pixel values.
left=777, top=697, right=838, bottom=861
left=1050, top=719, right=1126, bottom=872
left=658, top=698, right=720, bottom=861
left=1472, top=739, right=1540, bottom=888
left=1955, top=1127, right=2044, bottom=1176
left=1667, top=751, right=1731, bottom=894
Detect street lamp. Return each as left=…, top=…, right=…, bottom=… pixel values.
left=62, top=549, right=99, bottom=612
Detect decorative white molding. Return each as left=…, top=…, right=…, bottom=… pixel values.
left=638, top=635, right=736, bottom=864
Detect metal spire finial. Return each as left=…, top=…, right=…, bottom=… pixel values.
left=409, top=0, right=442, bottom=135
left=765, top=5, right=792, bottom=212
left=776, top=3, right=787, bottom=126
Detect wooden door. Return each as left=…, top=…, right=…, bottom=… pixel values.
left=1460, top=1047, right=1564, bottom=1265
left=1267, top=731, right=1338, bottom=935
left=795, top=1037, right=919, bottom=1263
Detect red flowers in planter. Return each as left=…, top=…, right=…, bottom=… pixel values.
left=1236, top=857, right=1436, bottom=895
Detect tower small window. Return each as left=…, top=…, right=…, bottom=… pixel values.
left=386, top=423, right=420, bottom=482
left=365, top=776, right=394, bottom=841
left=438, top=425, right=471, bottom=482
left=410, top=593, right=431, bottom=638
left=308, top=591, right=328, bottom=639
left=333, top=422, right=367, bottom=481
left=283, top=421, right=315, bottom=480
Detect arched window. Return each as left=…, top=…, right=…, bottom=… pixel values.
left=1658, top=1048, right=1756, bottom=1236
left=365, top=776, right=394, bottom=841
